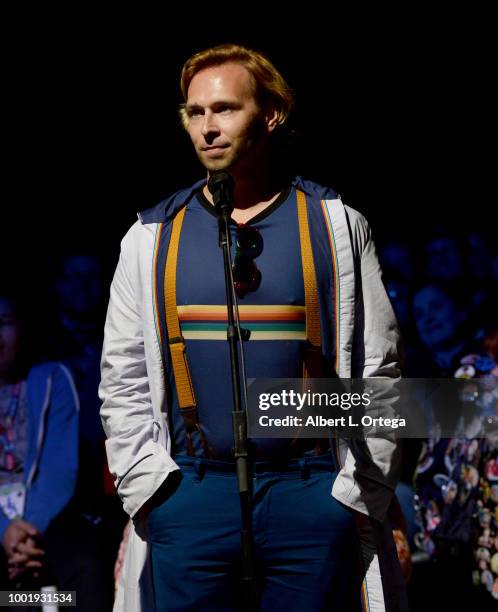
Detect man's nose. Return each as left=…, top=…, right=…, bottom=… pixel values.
left=201, top=112, right=220, bottom=137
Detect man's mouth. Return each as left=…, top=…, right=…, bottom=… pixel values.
left=201, top=145, right=229, bottom=152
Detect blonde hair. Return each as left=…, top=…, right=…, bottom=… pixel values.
left=179, top=43, right=294, bottom=130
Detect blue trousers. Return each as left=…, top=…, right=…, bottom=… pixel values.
left=147, top=455, right=364, bottom=612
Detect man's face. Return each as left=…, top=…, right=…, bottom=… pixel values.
left=413, top=286, right=462, bottom=350
left=185, top=63, right=275, bottom=173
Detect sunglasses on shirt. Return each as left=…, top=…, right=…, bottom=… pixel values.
left=233, top=224, right=263, bottom=298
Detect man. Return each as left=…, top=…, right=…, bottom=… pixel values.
left=100, top=44, right=406, bottom=611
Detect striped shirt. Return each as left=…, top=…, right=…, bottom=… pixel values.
left=171, top=186, right=312, bottom=460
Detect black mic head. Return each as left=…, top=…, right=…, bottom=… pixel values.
left=207, top=171, right=235, bottom=216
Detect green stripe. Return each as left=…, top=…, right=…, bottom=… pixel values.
left=181, top=322, right=305, bottom=332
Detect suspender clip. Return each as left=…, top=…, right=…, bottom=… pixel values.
left=169, top=335, right=185, bottom=345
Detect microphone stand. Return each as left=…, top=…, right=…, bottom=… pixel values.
left=212, top=174, right=257, bottom=612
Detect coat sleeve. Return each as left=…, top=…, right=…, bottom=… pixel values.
left=99, top=224, right=179, bottom=518
left=22, top=364, right=79, bottom=534
left=332, top=210, right=403, bottom=522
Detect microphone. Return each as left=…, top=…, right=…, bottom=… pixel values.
left=207, top=171, right=235, bottom=217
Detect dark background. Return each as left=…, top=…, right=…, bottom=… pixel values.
left=2, top=11, right=492, bottom=281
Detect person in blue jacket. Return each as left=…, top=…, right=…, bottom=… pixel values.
left=0, top=291, right=79, bottom=588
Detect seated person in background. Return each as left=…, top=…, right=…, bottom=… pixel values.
left=0, top=289, right=79, bottom=590
left=409, top=281, right=475, bottom=376
left=408, top=281, right=498, bottom=609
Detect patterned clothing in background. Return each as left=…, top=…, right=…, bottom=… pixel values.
left=0, top=382, right=28, bottom=519
left=413, top=353, right=498, bottom=601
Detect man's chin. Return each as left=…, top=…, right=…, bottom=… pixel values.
left=203, top=160, right=232, bottom=172
left=197, top=152, right=233, bottom=172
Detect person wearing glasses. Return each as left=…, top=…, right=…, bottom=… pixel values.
left=100, top=44, right=406, bottom=612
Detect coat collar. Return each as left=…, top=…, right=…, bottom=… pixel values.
left=137, top=176, right=338, bottom=225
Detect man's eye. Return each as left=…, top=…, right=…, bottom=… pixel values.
left=188, top=109, right=202, bottom=119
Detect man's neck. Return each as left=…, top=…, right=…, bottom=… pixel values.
left=202, top=169, right=287, bottom=224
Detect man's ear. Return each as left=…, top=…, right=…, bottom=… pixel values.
left=265, top=107, right=279, bottom=133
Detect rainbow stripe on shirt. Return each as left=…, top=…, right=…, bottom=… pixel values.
left=177, top=305, right=306, bottom=341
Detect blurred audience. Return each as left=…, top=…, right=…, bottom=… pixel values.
left=378, top=223, right=496, bottom=609
left=379, top=240, right=414, bottom=281
left=0, top=290, right=78, bottom=592
left=424, top=231, right=464, bottom=282
left=410, top=320, right=497, bottom=609
left=53, top=253, right=110, bottom=506
left=49, top=251, right=127, bottom=611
